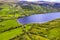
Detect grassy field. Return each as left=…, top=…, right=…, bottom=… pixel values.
left=0, top=3, right=60, bottom=40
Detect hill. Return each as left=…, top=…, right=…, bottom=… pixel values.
left=0, top=1, right=60, bottom=40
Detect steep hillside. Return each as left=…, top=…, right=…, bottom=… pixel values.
left=0, top=1, right=60, bottom=40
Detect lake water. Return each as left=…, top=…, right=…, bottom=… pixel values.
left=17, top=12, right=60, bottom=25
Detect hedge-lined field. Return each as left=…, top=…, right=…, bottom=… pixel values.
left=0, top=3, right=60, bottom=40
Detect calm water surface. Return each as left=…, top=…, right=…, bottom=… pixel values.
left=17, top=12, right=60, bottom=25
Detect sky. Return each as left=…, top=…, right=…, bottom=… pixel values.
left=19, top=0, right=60, bottom=2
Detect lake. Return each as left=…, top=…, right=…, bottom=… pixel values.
left=17, top=12, right=60, bottom=25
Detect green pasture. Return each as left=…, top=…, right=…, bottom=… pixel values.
left=0, top=3, right=60, bottom=40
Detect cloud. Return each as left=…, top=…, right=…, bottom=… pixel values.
left=19, top=0, right=60, bottom=2
left=19, top=0, right=43, bottom=1
left=44, top=0, right=60, bottom=2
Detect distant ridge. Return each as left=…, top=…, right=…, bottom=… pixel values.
left=0, top=0, right=60, bottom=8
left=16, top=1, right=60, bottom=8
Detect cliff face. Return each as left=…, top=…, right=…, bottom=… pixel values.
left=0, top=0, right=19, bottom=2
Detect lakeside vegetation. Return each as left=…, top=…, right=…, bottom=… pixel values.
left=0, top=2, right=60, bottom=40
